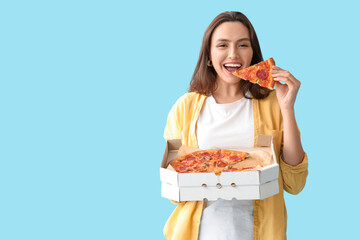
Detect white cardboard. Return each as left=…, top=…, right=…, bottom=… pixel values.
left=161, top=180, right=279, bottom=201
left=160, top=135, right=279, bottom=201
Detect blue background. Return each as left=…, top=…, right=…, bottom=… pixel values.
left=1, top=0, right=359, bottom=239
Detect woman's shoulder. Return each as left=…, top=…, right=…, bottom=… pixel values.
left=174, top=92, right=207, bottom=107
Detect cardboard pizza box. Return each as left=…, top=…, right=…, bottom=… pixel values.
left=161, top=179, right=278, bottom=201
left=160, top=135, right=279, bottom=201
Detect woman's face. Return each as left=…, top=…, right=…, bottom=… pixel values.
left=210, top=21, right=253, bottom=85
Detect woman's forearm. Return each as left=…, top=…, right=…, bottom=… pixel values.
left=282, top=108, right=305, bottom=166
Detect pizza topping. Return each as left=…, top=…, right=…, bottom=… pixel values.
left=179, top=166, right=189, bottom=172
left=193, top=165, right=204, bottom=171
left=256, top=69, right=269, bottom=80
left=197, top=158, right=206, bottom=163
left=213, top=153, right=224, bottom=159
left=186, top=156, right=196, bottom=161
left=202, top=162, right=210, bottom=167
left=215, top=160, right=227, bottom=167
left=201, top=152, right=212, bottom=157
left=229, top=155, right=242, bottom=161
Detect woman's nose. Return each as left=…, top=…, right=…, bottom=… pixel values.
left=229, top=47, right=240, bottom=59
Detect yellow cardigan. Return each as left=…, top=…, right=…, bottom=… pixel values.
left=163, top=91, right=308, bottom=240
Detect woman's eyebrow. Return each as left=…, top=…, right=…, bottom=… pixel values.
left=216, top=38, right=250, bottom=42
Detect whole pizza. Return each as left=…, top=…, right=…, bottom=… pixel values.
left=168, top=149, right=250, bottom=175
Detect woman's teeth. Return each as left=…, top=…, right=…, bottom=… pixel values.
left=224, top=64, right=242, bottom=67
left=224, top=64, right=242, bottom=73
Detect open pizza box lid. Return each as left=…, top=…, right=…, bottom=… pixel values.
left=160, top=135, right=279, bottom=201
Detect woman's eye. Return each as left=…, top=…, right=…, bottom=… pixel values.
left=239, top=44, right=249, bottom=48
left=218, top=44, right=227, bottom=48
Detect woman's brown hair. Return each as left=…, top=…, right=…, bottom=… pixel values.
left=189, top=11, right=271, bottom=99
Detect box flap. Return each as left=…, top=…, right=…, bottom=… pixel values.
left=168, top=139, right=182, bottom=150
left=256, top=135, right=272, bottom=147
left=161, top=139, right=181, bottom=168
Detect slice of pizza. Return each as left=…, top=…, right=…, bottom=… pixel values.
left=233, top=57, right=276, bottom=89
left=220, top=150, right=249, bottom=171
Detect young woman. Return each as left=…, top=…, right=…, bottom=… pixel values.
left=163, top=11, right=308, bottom=240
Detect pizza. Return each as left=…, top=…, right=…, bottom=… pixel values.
left=233, top=57, right=275, bottom=89
left=168, top=149, right=250, bottom=175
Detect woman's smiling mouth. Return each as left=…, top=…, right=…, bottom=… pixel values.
left=223, top=63, right=242, bottom=73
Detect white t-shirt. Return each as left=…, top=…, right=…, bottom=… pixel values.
left=196, top=95, right=254, bottom=240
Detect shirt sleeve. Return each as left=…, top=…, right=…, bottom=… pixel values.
left=279, top=152, right=308, bottom=195
left=164, top=98, right=182, bottom=140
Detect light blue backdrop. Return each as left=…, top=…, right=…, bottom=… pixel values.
left=1, top=0, right=359, bottom=239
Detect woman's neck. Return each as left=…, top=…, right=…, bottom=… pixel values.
left=212, top=82, right=244, bottom=104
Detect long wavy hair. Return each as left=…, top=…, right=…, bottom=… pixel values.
left=189, top=11, right=271, bottom=99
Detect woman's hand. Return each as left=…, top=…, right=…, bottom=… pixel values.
left=271, top=66, right=301, bottom=112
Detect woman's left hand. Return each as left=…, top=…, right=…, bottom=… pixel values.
left=271, top=66, right=301, bottom=112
